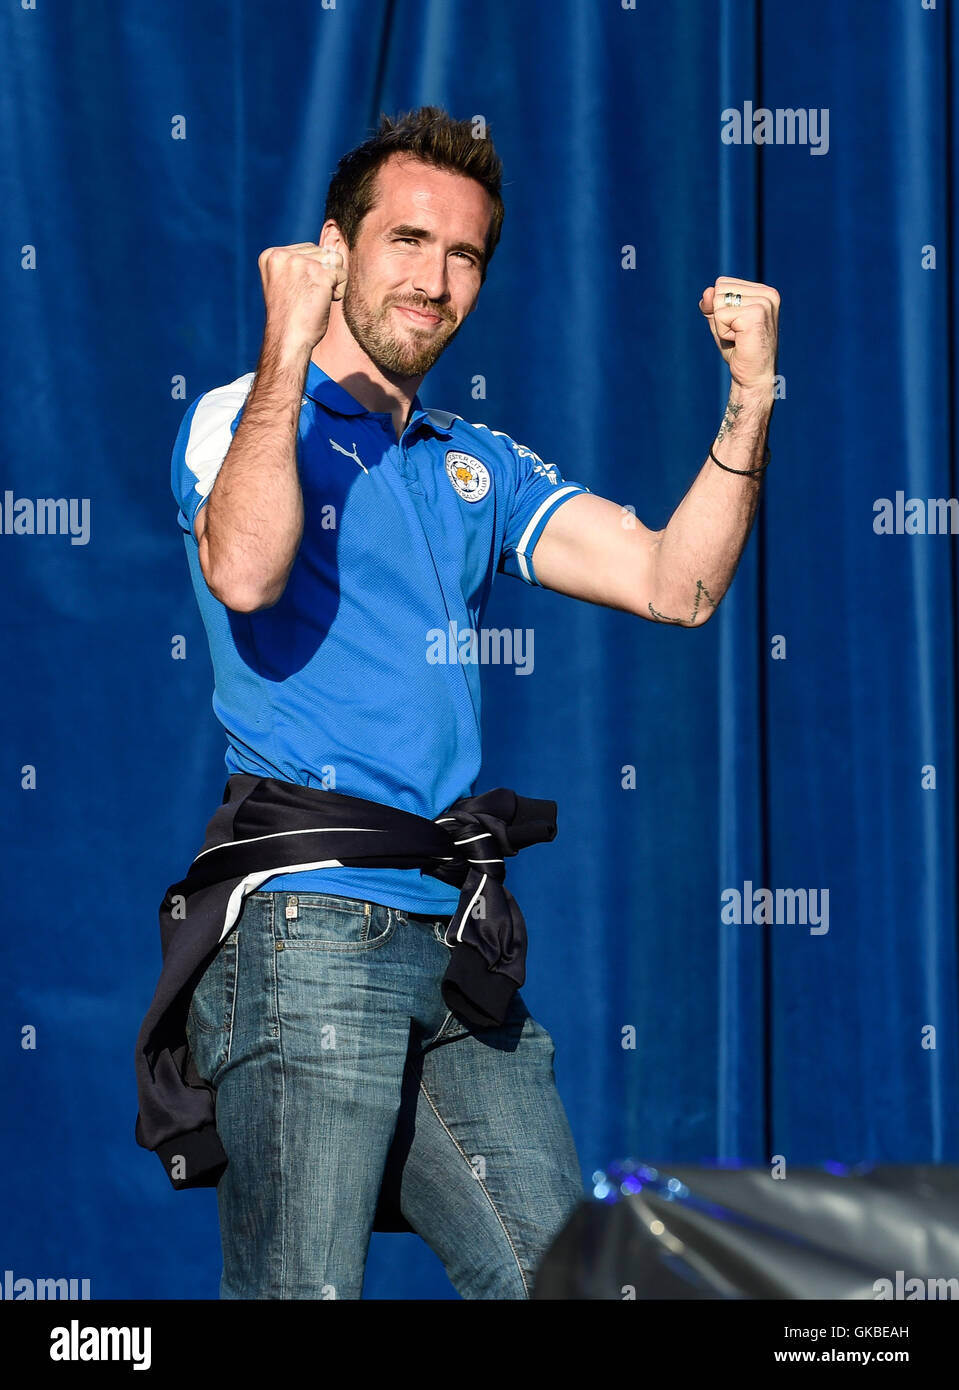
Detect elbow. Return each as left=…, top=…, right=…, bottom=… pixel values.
left=216, top=581, right=283, bottom=613
left=198, top=536, right=288, bottom=611
left=643, top=561, right=722, bottom=627
left=673, top=603, right=718, bottom=630
left=221, top=587, right=281, bottom=614
left=202, top=562, right=283, bottom=612
left=198, top=525, right=299, bottom=612
left=642, top=609, right=708, bottom=629
left=641, top=593, right=718, bottom=628
left=685, top=601, right=716, bottom=629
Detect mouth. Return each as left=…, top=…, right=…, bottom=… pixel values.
left=392, top=304, right=445, bottom=328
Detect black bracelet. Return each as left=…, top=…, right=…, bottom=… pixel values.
left=709, top=442, right=771, bottom=477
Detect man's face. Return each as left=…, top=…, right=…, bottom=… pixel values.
left=336, top=154, right=492, bottom=379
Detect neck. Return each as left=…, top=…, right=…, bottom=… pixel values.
left=311, top=303, right=422, bottom=438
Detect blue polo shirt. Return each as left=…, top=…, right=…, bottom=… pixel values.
left=172, top=359, right=589, bottom=912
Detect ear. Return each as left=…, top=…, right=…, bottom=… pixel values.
left=318, top=219, right=348, bottom=264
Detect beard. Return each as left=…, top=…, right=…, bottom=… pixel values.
left=341, top=276, right=462, bottom=378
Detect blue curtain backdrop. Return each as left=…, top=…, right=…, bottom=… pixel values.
left=2, top=0, right=956, bottom=1299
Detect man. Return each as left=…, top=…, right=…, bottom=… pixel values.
left=162, top=106, right=779, bottom=1299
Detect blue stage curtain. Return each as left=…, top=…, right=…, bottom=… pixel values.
left=1, top=0, right=955, bottom=1299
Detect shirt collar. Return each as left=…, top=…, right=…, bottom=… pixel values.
left=303, top=360, right=455, bottom=437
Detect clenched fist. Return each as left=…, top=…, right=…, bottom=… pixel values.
left=699, top=276, right=780, bottom=392
left=257, top=242, right=348, bottom=353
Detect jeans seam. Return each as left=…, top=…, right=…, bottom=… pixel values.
left=225, top=932, right=238, bottom=1065
left=415, top=1076, right=531, bottom=1298
left=268, top=894, right=288, bottom=1296
left=422, top=1009, right=467, bottom=1051
left=425, top=1009, right=453, bottom=1048
left=373, top=906, right=392, bottom=943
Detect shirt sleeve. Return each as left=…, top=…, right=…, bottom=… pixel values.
left=496, top=434, right=590, bottom=586
left=172, top=375, right=254, bottom=540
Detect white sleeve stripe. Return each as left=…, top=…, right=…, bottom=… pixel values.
left=514, top=485, right=584, bottom=561
left=183, top=373, right=255, bottom=502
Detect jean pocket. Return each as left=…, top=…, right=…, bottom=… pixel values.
left=185, top=933, right=238, bottom=1084
left=274, top=892, right=396, bottom=951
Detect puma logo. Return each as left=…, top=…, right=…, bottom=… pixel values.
left=329, top=439, right=368, bottom=474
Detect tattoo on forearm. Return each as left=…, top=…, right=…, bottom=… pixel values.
left=715, top=398, right=744, bottom=444
left=649, top=579, right=720, bottom=626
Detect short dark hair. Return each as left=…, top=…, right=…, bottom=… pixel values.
left=323, top=106, right=504, bottom=278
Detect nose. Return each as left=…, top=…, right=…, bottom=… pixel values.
left=411, top=248, right=451, bottom=307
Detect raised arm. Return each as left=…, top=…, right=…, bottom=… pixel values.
left=530, top=277, right=779, bottom=626
left=198, top=242, right=347, bottom=612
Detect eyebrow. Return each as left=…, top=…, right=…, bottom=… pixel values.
left=388, top=224, right=485, bottom=266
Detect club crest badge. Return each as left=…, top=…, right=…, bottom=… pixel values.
left=445, top=450, right=490, bottom=503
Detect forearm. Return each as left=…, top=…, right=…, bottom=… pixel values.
left=648, top=381, right=773, bottom=626
left=201, top=331, right=311, bottom=611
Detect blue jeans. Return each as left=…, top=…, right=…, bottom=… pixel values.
left=185, top=889, right=585, bottom=1299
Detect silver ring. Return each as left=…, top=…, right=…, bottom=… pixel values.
left=723, top=291, right=742, bottom=307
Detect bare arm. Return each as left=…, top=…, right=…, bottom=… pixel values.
left=529, top=276, right=779, bottom=625
left=643, top=380, right=771, bottom=626
left=197, top=241, right=347, bottom=612
left=198, top=334, right=309, bottom=610
left=531, top=383, right=770, bottom=624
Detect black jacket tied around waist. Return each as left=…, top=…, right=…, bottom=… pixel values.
left=134, top=774, right=557, bottom=1191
